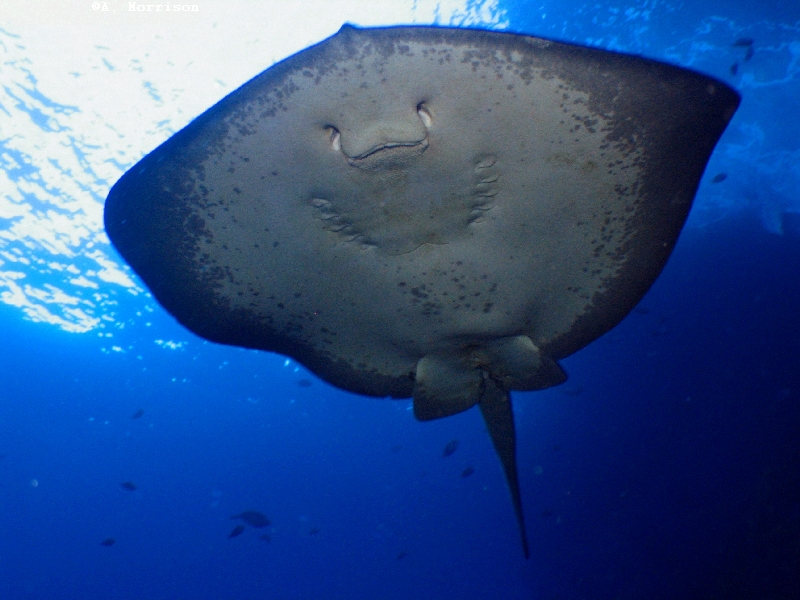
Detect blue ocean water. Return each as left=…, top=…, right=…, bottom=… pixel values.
left=1, top=1, right=798, bottom=599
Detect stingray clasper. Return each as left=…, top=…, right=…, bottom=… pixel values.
left=104, top=25, right=740, bottom=557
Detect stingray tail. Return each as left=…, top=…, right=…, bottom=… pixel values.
left=478, top=376, right=530, bottom=559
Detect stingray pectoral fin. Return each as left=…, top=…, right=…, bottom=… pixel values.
left=413, top=354, right=482, bottom=421
left=478, top=376, right=530, bottom=560
left=480, top=335, right=567, bottom=391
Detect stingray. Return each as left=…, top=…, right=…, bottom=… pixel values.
left=104, top=25, right=739, bottom=558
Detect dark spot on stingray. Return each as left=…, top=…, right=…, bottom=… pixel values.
left=297, top=378, right=313, bottom=387
left=443, top=439, right=459, bottom=457
left=461, top=466, right=475, bottom=478
left=309, top=527, right=321, bottom=535
left=733, top=37, right=754, bottom=47
left=131, top=409, right=144, bottom=419
left=120, top=481, right=137, bottom=491
left=100, top=537, right=116, bottom=547
left=228, top=524, right=245, bottom=538
left=231, top=510, right=271, bottom=528
left=711, top=172, right=727, bottom=183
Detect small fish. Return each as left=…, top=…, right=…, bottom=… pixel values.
left=730, top=62, right=738, bottom=76
left=230, top=510, right=271, bottom=528
left=461, top=466, right=475, bottom=478
left=732, top=37, right=754, bottom=47
left=228, top=525, right=245, bottom=538
left=711, top=173, right=728, bottom=184
left=297, top=378, right=313, bottom=387
left=442, top=439, right=459, bottom=457
left=744, top=46, right=754, bottom=62
left=259, top=533, right=272, bottom=543
left=131, top=409, right=145, bottom=419
left=309, top=527, right=321, bottom=535
left=120, top=481, right=137, bottom=491
left=100, top=537, right=116, bottom=547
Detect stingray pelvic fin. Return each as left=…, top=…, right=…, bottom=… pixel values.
left=412, top=338, right=545, bottom=558
left=413, top=354, right=482, bottom=421
left=412, top=335, right=566, bottom=421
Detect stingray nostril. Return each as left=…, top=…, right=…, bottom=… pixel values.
left=327, top=126, right=341, bottom=151
left=416, top=103, right=432, bottom=129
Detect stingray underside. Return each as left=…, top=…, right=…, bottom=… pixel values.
left=104, top=25, right=740, bottom=557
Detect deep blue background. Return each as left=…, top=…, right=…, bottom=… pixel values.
left=1, top=1, right=799, bottom=598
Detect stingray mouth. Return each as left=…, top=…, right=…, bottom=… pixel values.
left=328, top=127, right=429, bottom=170
left=344, top=138, right=429, bottom=169
left=328, top=104, right=432, bottom=170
